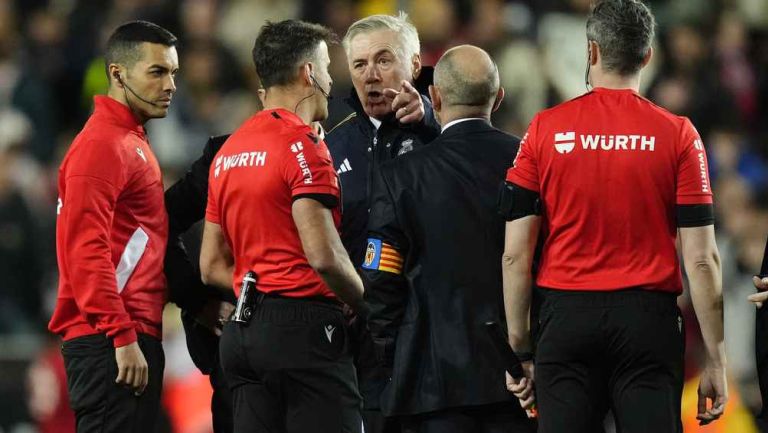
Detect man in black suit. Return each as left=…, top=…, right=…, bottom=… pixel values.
left=361, top=45, right=536, bottom=433
left=164, top=134, right=235, bottom=433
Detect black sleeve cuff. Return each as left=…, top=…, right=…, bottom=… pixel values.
left=677, top=204, right=715, bottom=227
left=292, top=193, right=339, bottom=209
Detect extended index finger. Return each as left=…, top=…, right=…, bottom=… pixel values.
left=401, top=80, right=417, bottom=95
left=383, top=88, right=400, bottom=101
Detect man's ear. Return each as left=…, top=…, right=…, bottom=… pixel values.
left=411, top=54, right=422, bottom=81
left=492, top=87, right=505, bottom=113
left=108, top=64, right=123, bottom=88
left=588, top=40, right=600, bottom=67
left=428, top=84, right=440, bottom=112
left=303, top=63, right=313, bottom=86
left=641, top=46, right=653, bottom=68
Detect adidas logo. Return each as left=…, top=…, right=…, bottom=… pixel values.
left=336, top=158, right=352, bottom=174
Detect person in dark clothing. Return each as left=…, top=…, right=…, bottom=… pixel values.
left=164, top=134, right=235, bottom=433
left=362, top=45, right=535, bottom=433
left=326, top=13, right=440, bottom=433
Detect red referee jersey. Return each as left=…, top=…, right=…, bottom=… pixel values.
left=506, top=87, right=713, bottom=293
left=206, top=109, right=340, bottom=298
left=49, top=96, right=167, bottom=347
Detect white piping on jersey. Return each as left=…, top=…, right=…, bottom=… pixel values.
left=115, top=227, right=149, bottom=293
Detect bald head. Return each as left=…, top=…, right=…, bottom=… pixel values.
left=433, top=45, right=499, bottom=110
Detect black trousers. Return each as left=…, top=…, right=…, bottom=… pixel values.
left=210, top=347, right=234, bottom=433
left=535, top=289, right=684, bottom=433
left=62, top=333, right=165, bottom=433
left=181, top=310, right=234, bottom=433
left=757, top=301, right=768, bottom=431
left=219, top=296, right=363, bottom=433
left=399, top=402, right=536, bottom=433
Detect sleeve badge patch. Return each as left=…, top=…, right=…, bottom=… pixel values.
left=361, top=238, right=403, bottom=274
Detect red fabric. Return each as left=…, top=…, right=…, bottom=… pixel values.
left=49, top=96, right=167, bottom=347
left=506, top=87, right=713, bottom=293
left=28, top=345, right=76, bottom=433
left=206, top=109, right=340, bottom=298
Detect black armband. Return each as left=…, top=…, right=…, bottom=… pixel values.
left=676, top=204, right=714, bottom=227
left=498, top=181, right=542, bottom=221
left=293, top=193, right=338, bottom=209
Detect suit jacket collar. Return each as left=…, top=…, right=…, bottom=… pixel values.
left=438, top=118, right=493, bottom=140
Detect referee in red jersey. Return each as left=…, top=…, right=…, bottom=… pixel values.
left=500, top=1, right=727, bottom=432
left=200, top=20, right=365, bottom=433
left=50, top=21, right=178, bottom=433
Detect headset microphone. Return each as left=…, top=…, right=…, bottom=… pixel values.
left=115, top=72, right=162, bottom=107
left=310, top=74, right=333, bottom=100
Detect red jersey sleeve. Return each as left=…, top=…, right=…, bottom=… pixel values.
left=505, top=114, right=541, bottom=192
left=282, top=131, right=340, bottom=200
left=60, top=140, right=137, bottom=347
left=676, top=118, right=713, bottom=205
left=205, top=161, right=220, bottom=224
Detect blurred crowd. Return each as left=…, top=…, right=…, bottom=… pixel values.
left=1, top=0, right=768, bottom=431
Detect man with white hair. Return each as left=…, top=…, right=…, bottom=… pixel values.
left=325, top=12, right=440, bottom=433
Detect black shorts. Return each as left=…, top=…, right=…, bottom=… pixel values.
left=535, top=289, right=684, bottom=433
left=62, top=333, right=165, bottom=433
left=219, top=295, right=363, bottom=433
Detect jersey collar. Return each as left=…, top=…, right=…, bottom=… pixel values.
left=93, top=95, right=145, bottom=135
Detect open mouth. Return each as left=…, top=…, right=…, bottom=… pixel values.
left=367, top=90, right=384, bottom=104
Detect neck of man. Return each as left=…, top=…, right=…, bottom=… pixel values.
left=590, top=68, right=642, bottom=93
left=107, top=87, right=148, bottom=125
left=262, top=85, right=316, bottom=125
left=437, top=107, right=490, bottom=128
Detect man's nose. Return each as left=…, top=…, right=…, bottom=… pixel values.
left=165, top=75, right=177, bottom=93
left=364, top=64, right=381, bottom=83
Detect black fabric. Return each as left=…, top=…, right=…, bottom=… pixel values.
left=498, top=181, right=541, bottom=221
left=165, top=134, right=232, bottom=314
left=62, top=333, right=165, bottom=433
left=209, top=347, right=234, bottom=433
left=398, top=402, right=536, bottom=433
left=327, top=87, right=440, bottom=268
left=325, top=81, right=439, bottom=422
left=363, top=119, right=527, bottom=417
left=165, top=134, right=237, bottom=430
left=757, top=290, right=768, bottom=425
left=676, top=204, right=714, bottom=227
left=219, top=296, right=363, bottom=433
left=535, top=289, right=684, bottom=433
left=292, top=192, right=339, bottom=208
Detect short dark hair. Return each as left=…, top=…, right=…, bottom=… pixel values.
left=586, top=0, right=655, bottom=75
left=252, top=20, right=336, bottom=89
left=104, top=20, right=177, bottom=75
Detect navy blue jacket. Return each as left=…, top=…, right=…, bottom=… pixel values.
left=326, top=87, right=440, bottom=267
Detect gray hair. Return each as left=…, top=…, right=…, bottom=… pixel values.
left=342, top=11, right=420, bottom=64
left=586, top=0, right=655, bottom=75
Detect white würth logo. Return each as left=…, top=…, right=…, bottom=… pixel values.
left=694, top=138, right=704, bottom=150
left=291, top=142, right=303, bottom=153
left=554, top=132, right=575, bottom=154
left=324, top=325, right=336, bottom=343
